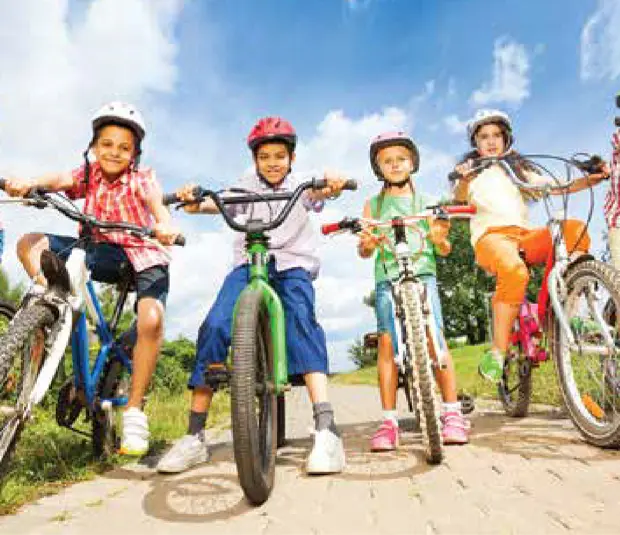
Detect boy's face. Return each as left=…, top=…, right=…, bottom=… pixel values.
left=254, top=142, right=294, bottom=185
left=474, top=123, right=506, bottom=157
left=376, top=145, right=414, bottom=183
left=92, top=125, right=136, bottom=178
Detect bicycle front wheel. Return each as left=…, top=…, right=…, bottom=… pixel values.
left=230, top=288, right=277, bottom=505
left=400, top=280, right=443, bottom=464
left=0, top=305, right=54, bottom=484
left=552, top=259, right=620, bottom=447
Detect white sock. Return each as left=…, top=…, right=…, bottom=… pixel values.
left=442, top=402, right=461, bottom=414
left=383, top=410, right=398, bottom=426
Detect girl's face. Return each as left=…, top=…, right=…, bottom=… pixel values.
left=376, top=145, right=415, bottom=184
left=92, top=125, right=137, bottom=178
left=474, top=123, right=506, bottom=157
left=254, top=142, right=294, bottom=185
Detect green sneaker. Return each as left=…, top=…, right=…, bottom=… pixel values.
left=478, top=350, right=503, bottom=383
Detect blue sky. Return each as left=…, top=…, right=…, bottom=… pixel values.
left=1, top=0, right=619, bottom=371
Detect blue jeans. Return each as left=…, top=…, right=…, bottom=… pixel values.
left=375, top=275, right=446, bottom=355
left=189, top=263, right=329, bottom=388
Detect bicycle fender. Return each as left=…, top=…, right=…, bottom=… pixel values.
left=30, top=304, right=73, bottom=405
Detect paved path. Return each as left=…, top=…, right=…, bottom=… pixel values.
left=2, top=385, right=620, bottom=534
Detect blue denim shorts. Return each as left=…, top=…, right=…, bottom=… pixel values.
left=46, top=234, right=169, bottom=305
left=375, top=275, right=446, bottom=354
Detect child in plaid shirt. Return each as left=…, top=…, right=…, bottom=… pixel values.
left=4, top=102, right=179, bottom=456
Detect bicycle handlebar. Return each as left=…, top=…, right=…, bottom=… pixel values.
left=447, top=153, right=606, bottom=192
left=321, top=204, right=476, bottom=235
left=165, top=177, right=358, bottom=234
left=0, top=178, right=186, bottom=246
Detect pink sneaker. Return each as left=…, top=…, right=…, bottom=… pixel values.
left=369, top=419, right=399, bottom=451
left=441, top=411, right=469, bottom=445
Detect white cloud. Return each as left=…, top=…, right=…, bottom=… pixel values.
left=581, top=0, right=620, bottom=80
left=0, top=0, right=182, bottom=173
left=470, top=37, right=530, bottom=107
left=443, top=114, right=468, bottom=135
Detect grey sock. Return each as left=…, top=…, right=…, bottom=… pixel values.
left=188, top=410, right=208, bottom=437
left=312, top=402, right=339, bottom=436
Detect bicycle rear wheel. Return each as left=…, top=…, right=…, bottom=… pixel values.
left=230, top=288, right=277, bottom=505
left=498, top=343, right=532, bottom=417
left=0, top=305, right=53, bottom=483
left=553, top=260, right=620, bottom=447
left=400, top=280, right=443, bottom=464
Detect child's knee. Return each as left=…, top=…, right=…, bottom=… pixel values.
left=495, top=260, right=529, bottom=303
left=16, top=233, right=46, bottom=261
left=137, top=301, right=164, bottom=339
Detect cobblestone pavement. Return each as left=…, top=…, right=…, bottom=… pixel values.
left=2, top=385, right=620, bottom=534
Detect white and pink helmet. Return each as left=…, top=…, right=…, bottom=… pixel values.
left=369, top=131, right=420, bottom=180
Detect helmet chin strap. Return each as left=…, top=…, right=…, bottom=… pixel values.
left=381, top=175, right=412, bottom=188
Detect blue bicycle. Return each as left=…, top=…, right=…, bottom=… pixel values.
left=0, top=183, right=184, bottom=483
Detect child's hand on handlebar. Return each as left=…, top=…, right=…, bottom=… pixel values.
left=316, top=171, right=349, bottom=200
left=454, top=159, right=477, bottom=181
left=4, top=176, right=36, bottom=198
left=176, top=183, right=202, bottom=213
left=589, top=161, right=611, bottom=183
left=358, top=227, right=387, bottom=256
left=153, top=221, right=181, bottom=246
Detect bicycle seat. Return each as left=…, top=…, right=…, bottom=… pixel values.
left=117, top=262, right=136, bottom=293
left=41, top=250, right=71, bottom=293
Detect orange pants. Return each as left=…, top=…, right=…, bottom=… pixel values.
left=474, top=221, right=590, bottom=305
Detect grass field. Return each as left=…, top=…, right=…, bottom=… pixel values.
left=331, top=343, right=562, bottom=406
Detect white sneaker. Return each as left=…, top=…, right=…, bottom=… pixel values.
left=119, top=407, right=150, bottom=456
left=156, top=432, right=210, bottom=473
left=305, top=429, right=346, bottom=475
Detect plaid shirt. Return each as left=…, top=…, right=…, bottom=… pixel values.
left=67, top=162, right=169, bottom=272
left=605, top=130, right=620, bottom=228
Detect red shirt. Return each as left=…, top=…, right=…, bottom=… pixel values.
left=67, top=162, right=169, bottom=272
left=605, top=130, right=620, bottom=228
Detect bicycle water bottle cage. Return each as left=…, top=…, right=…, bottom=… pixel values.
left=40, top=250, right=71, bottom=294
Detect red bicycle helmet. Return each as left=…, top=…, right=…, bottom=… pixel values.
left=369, top=131, right=420, bottom=179
left=247, top=116, right=297, bottom=152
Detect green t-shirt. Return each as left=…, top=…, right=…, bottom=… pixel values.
left=370, top=190, right=437, bottom=283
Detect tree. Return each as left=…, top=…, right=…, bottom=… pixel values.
left=0, top=267, right=25, bottom=305
left=347, top=337, right=377, bottom=368
left=436, top=220, right=494, bottom=344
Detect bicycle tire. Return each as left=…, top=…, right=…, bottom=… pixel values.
left=230, top=288, right=277, bottom=505
left=400, top=280, right=443, bottom=464
left=498, top=346, right=533, bottom=417
left=0, top=305, right=54, bottom=483
left=553, top=259, right=620, bottom=447
left=92, top=359, right=122, bottom=459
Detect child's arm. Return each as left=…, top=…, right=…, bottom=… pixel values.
left=428, top=218, right=451, bottom=256
left=144, top=180, right=181, bottom=245
left=524, top=165, right=610, bottom=195
left=357, top=200, right=383, bottom=259
left=451, top=160, right=476, bottom=202
left=4, top=172, right=74, bottom=197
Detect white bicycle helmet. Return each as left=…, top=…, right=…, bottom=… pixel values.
left=467, top=109, right=513, bottom=148
left=91, top=101, right=146, bottom=141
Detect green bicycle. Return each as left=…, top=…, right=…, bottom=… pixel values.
left=165, top=177, right=356, bottom=505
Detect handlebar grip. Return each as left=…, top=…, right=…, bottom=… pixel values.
left=174, top=234, right=186, bottom=247
left=444, top=205, right=477, bottom=215
left=313, top=178, right=328, bottom=190
left=0, top=178, right=5, bottom=191
left=162, top=192, right=179, bottom=206
left=448, top=171, right=462, bottom=182
left=321, top=222, right=343, bottom=235
left=616, top=93, right=620, bottom=109
left=343, top=179, right=358, bottom=191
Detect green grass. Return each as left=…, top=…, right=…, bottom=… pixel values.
left=331, top=343, right=562, bottom=406
left=0, top=390, right=231, bottom=515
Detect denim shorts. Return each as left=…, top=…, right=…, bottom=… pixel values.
left=46, top=234, right=169, bottom=305
left=375, top=275, right=446, bottom=354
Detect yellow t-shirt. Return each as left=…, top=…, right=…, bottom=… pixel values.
left=467, top=164, right=542, bottom=246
